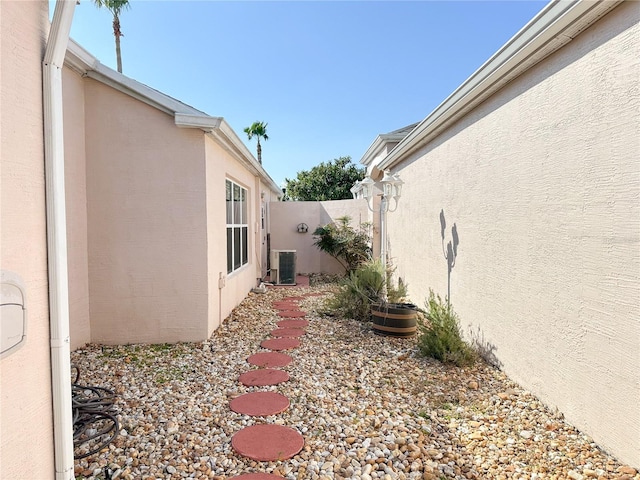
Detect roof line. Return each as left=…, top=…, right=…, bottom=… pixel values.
left=64, top=39, right=281, bottom=194
left=360, top=122, right=419, bottom=167
left=379, top=0, right=622, bottom=170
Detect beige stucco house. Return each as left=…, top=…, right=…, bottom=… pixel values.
left=1, top=1, right=280, bottom=477
left=62, top=39, right=281, bottom=348
left=1, top=2, right=58, bottom=478
left=360, top=0, right=639, bottom=467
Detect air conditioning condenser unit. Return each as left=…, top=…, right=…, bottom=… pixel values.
left=270, top=250, right=296, bottom=285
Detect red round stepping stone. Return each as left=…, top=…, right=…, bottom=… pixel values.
left=281, top=296, right=304, bottom=301
left=232, top=424, right=304, bottom=461
left=260, top=337, right=301, bottom=351
left=247, top=352, right=292, bottom=367
left=270, top=328, right=305, bottom=338
left=230, top=475, right=283, bottom=480
left=277, top=319, right=309, bottom=328
left=272, top=304, right=299, bottom=311
left=272, top=300, right=298, bottom=306
left=230, top=392, right=290, bottom=416
left=239, top=368, right=289, bottom=386
left=277, top=310, right=307, bottom=318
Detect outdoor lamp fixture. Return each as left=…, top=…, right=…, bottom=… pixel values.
left=380, top=170, right=404, bottom=212
left=296, top=223, right=309, bottom=233
left=350, top=181, right=362, bottom=199
left=359, top=171, right=403, bottom=213
left=354, top=171, right=403, bottom=299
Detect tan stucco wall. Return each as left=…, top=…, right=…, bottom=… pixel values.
left=84, top=79, right=209, bottom=344
left=206, top=136, right=264, bottom=333
left=269, top=199, right=370, bottom=275
left=62, top=66, right=91, bottom=350
left=0, top=1, right=56, bottom=477
left=389, top=3, right=639, bottom=466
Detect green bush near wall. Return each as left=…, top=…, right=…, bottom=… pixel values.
left=417, top=290, right=476, bottom=367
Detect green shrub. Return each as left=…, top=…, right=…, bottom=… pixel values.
left=324, top=259, right=385, bottom=321
left=417, top=290, right=476, bottom=367
left=387, top=272, right=408, bottom=304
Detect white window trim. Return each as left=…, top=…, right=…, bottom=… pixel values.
left=226, top=179, right=249, bottom=274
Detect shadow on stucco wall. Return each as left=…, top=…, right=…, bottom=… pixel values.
left=440, top=210, right=459, bottom=304
left=468, top=325, right=503, bottom=369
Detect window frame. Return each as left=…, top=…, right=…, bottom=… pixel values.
left=226, top=179, right=249, bottom=274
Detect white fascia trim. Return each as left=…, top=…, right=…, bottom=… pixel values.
left=174, top=113, right=223, bottom=132
left=65, top=40, right=203, bottom=117
left=360, top=131, right=413, bottom=167
left=65, top=40, right=281, bottom=195
left=380, top=0, right=622, bottom=170
left=360, top=136, right=388, bottom=167
left=176, top=114, right=280, bottom=194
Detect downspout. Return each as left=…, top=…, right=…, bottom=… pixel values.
left=379, top=195, right=388, bottom=301
left=43, top=1, right=77, bottom=479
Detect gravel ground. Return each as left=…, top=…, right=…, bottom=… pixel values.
left=72, top=282, right=638, bottom=480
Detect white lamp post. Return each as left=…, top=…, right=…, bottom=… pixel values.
left=354, top=170, right=403, bottom=299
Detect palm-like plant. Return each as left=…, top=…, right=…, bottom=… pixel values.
left=312, top=216, right=372, bottom=274
left=93, top=0, right=130, bottom=73
left=244, top=121, right=269, bottom=164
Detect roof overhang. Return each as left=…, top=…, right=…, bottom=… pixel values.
left=379, top=0, right=623, bottom=171
left=360, top=132, right=409, bottom=167
left=64, top=39, right=281, bottom=195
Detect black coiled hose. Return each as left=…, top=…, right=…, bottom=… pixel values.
left=72, top=365, right=119, bottom=459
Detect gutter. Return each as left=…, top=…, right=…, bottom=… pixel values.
left=175, top=113, right=281, bottom=194
left=380, top=0, right=622, bottom=170
left=63, top=41, right=282, bottom=196
left=43, top=1, right=77, bottom=478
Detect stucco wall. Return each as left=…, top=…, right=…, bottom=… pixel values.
left=388, top=3, right=639, bottom=466
left=62, top=66, right=91, bottom=350
left=84, top=79, right=209, bottom=344
left=269, top=199, right=370, bottom=275
left=0, top=1, right=56, bottom=477
left=206, top=136, right=264, bottom=332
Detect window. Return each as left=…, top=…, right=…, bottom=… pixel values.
left=226, top=180, right=249, bottom=274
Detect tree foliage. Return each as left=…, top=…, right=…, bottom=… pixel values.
left=244, top=121, right=269, bottom=164
left=284, top=156, right=365, bottom=201
left=92, top=0, right=130, bottom=73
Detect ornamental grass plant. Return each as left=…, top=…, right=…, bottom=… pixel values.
left=323, top=259, right=409, bottom=322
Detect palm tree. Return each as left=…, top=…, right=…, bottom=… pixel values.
left=244, top=121, right=269, bottom=164
left=93, top=0, right=130, bottom=74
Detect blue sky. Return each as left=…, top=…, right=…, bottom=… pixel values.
left=59, top=0, right=547, bottom=187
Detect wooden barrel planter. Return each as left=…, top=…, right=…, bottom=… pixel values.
left=371, top=303, right=418, bottom=337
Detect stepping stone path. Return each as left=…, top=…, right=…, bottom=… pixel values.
left=230, top=293, right=326, bottom=473
left=238, top=368, right=290, bottom=386
left=229, top=392, right=290, bottom=416
left=269, top=328, right=305, bottom=338
left=271, top=302, right=299, bottom=311
left=260, top=337, right=301, bottom=351
left=276, top=319, right=309, bottom=328
left=232, top=424, right=305, bottom=462
left=277, top=310, right=307, bottom=318
left=247, top=352, right=292, bottom=367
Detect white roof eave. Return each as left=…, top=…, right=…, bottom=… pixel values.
left=379, top=0, right=623, bottom=170
left=64, top=39, right=281, bottom=195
